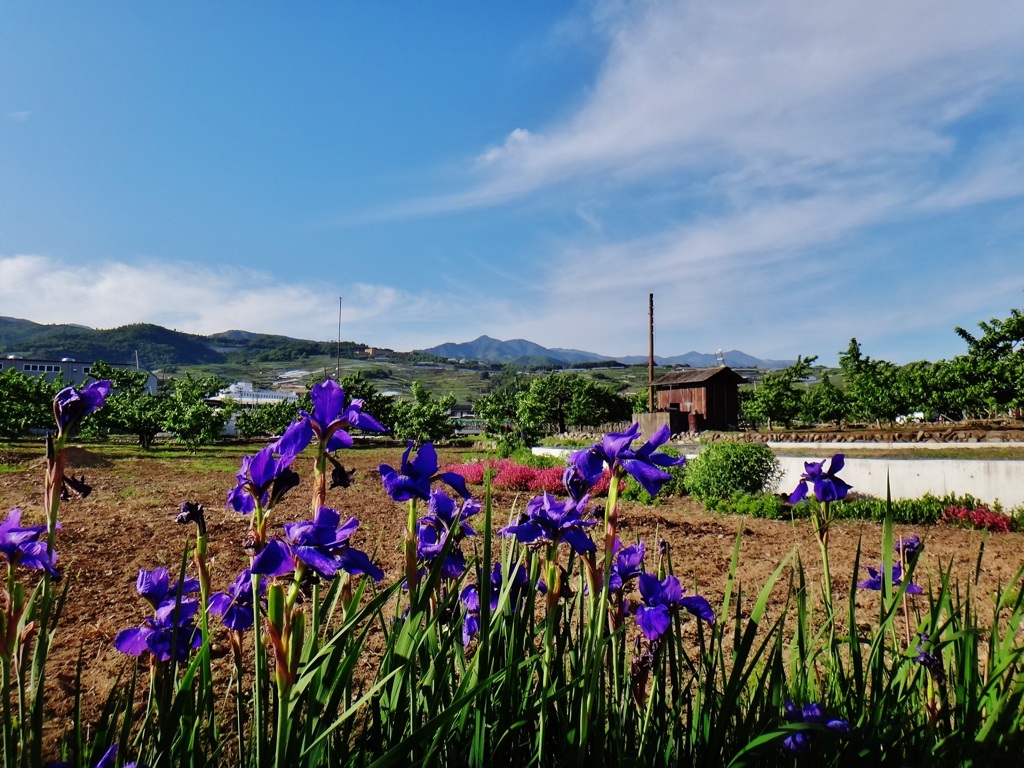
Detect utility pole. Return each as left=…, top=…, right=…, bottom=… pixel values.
left=647, top=293, right=655, bottom=413
left=336, top=296, right=343, bottom=380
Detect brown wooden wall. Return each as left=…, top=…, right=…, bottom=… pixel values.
left=655, top=382, right=739, bottom=430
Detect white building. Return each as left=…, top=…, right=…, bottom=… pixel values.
left=1, top=356, right=158, bottom=395
left=217, top=381, right=299, bottom=406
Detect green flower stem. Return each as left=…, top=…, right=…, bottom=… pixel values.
left=813, top=501, right=836, bottom=654
left=312, top=448, right=329, bottom=515
left=602, top=467, right=623, bottom=592
left=250, top=572, right=267, bottom=768
left=405, top=499, right=419, bottom=602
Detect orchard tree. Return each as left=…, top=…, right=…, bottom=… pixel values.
left=839, top=340, right=908, bottom=425
left=954, top=305, right=1024, bottom=417
left=391, top=381, right=456, bottom=443
left=743, top=355, right=816, bottom=429
left=474, top=377, right=545, bottom=457
left=339, top=372, right=397, bottom=432
left=86, top=361, right=166, bottom=448
left=163, top=373, right=231, bottom=451
left=801, top=374, right=848, bottom=425
left=232, top=398, right=300, bottom=441
left=0, top=368, right=59, bottom=437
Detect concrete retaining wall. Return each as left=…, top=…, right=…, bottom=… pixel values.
left=777, top=456, right=1024, bottom=508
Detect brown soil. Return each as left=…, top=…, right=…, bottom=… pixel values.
left=1, top=440, right=1022, bottom=758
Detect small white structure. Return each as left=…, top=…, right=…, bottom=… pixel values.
left=217, top=381, right=299, bottom=406
left=217, top=382, right=300, bottom=437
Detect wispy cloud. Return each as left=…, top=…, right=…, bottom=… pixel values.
left=6, top=111, right=31, bottom=122
left=405, top=0, right=1024, bottom=361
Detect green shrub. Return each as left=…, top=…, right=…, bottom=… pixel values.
left=825, top=493, right=986, bottom=525
left=510, top=448, right=568, bottom=469
left=706, top=491, right=790, bottom=519
left=683, top=442, right=781, bottom=503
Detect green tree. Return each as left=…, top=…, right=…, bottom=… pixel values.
left=391, top=382, right=456, bottom=443
left=801, top=374, right=848, bottom=425
left=839, top=339, right=906, bottom=425
left=338, top=372, right=398, bottom=432
left=232, top=398, right=300, bottom=440
left=954, top=305, right=1024, bottom=417
left=529, top=373, right=633, bottom=433
left=743, top=356, right=816, bottom=429
left=474, top=376, right=545, bottom=457
left=0, top=368, right=59, bottom=437
left=163, top=373, right=231, bottom=451
left=86, top=361, right=166, bottom=448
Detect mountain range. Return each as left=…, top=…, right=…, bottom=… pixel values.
left=417, top=335, right=794, bottom=369
left=0, top=317, right=793, bottom=370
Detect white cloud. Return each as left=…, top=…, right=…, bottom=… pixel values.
left=0, top=254, right=455, bottom=351
left=6, top=111, right=30, bottom=122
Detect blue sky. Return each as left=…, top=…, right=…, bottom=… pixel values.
left=2, top=1, right=1024, bottom=366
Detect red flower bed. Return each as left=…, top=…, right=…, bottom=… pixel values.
left=941, top=504, right=1012, bottom=533
left=441, top=461, right=620, bottom=497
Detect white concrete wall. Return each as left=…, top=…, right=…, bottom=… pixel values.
left=777, top=456, right=1024, bottom=508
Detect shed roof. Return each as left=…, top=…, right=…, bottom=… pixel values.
left=650, top=366, right=747, bottom=387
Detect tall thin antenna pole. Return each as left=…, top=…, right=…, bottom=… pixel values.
left=336, top=296, right=343, bottom=379
left=647, top=293, right=655, bottom=412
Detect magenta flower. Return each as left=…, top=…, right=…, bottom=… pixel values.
left=571, top=423, right=684, bottom=498
left=788, top=454, right=851, bottom=504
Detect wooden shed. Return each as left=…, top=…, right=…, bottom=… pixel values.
left=649, top=366, right=746, bottom=432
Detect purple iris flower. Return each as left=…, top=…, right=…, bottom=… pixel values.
left=114, top=598, right=202, bottom=663
left=609, top=538, right=646, bottom=592
left=571, top=423, right=685, bottom=498
left=226, top=445, right=300, bottom=514
left=634, top=573, right=714, bottom=641
left=274, top=379, right=386, bottom=457
left=134, top=567, right=200, bottom=610
left=251, top=506, right=384, bottom=582
left=499, top=492, right=597, bottom=556
left=562, top=465, right=592, bottom=506
left=895, top=535, right=922, bottom=560
left=857, top=563, right=923, bottom=594
left=415, top=490, right=480, bottom=578
left=460, top=562, right=538, bottom=646
left=53, top=379, right=112, bottom=434
left=379, top=441, right=470, bottom=502
left=913, top=632, right=945, bottom=683
left=0, top=509, right=59, bottom=577
left=209, top=569, right=262, bottom=632
left=459, top=583, right=482, bottom=647
left=45, top=744, right=145, bottom=768
left=788, top=454, right=852, bottom=504
left=781, top=701, right=849, bottom=753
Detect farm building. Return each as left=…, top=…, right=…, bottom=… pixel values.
left=648, top=366, right=746, bottom=432
left=1, top=356, right=158, bottom=395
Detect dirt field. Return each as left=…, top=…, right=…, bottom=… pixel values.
left=1, top=438, right=1022, bottom=757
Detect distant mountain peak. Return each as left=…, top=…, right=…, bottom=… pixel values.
left=417, top=337, right=793, bottom=369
